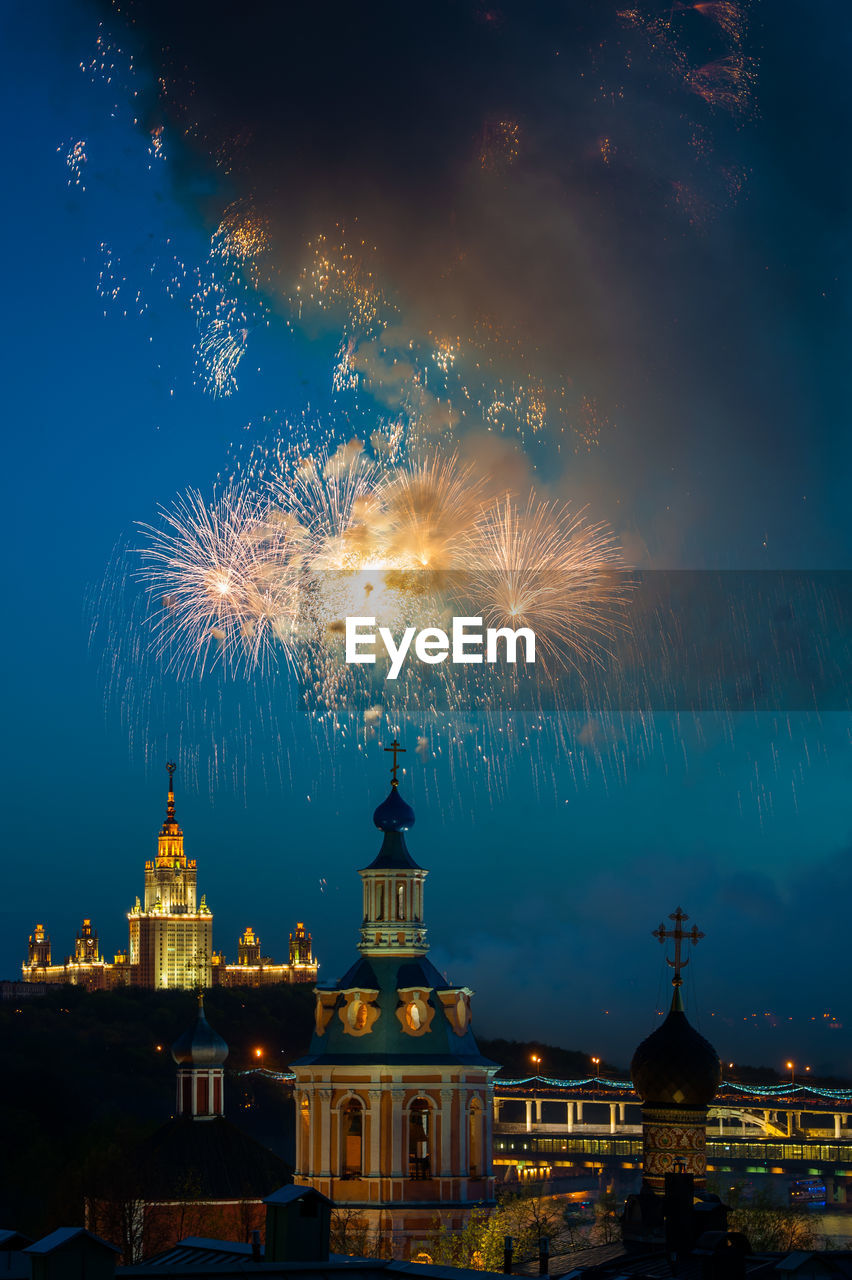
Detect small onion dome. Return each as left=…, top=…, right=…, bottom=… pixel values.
left=631, top=990, right=721, bottom=1107
left=171, top=998, right=229, bottom=1067
left=373, top=786, right=415, bottom=833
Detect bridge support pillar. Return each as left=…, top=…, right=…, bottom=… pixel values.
left=525, top=1099, right=532, bottom=1132
left=609, top=1103, right=617, bottom=1134
left=576, top=1102, right=584, bottom=1123
left=836, top=1114, right=842, bottom=1139
left=566, top=1102, right=573, bottom=1133
left=618, top=1103, right=625, bottom=1123
left=534, top=1098, right=542, bottom=1123
left=787, top=1111, right=793, bottom=1137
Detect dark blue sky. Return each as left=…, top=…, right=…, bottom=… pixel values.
left=2, top=0, right=851, bottom=1075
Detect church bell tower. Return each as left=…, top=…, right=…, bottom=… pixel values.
left=291, top=743, right=498, bottom=1257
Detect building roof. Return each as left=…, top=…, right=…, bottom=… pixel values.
left=262, top=1187, right=331, bottom=1208
left=296, top=953, right=496, bottom=1068
left=631, top=987, right=722, bottom=1107
left=171, top=997, right=229, bottom=1068
left=25, top=1228, right=120, bottom=1255
left=133, top=1117, right=290, bottom=1201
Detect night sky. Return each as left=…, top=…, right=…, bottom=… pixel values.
left=2, top=0, right=851, bottom=1075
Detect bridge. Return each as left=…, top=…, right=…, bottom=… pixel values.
left=491, top=1074, right=852, bottom=1200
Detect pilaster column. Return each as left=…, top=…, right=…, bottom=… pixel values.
left=368, top=1088, right=383, bottom=1176
left=484, top=1089, right=495, bottom=1176
left=317, top=1087, right=333, bottom=1177
left=440, top=1088, right=454, bottom=1176
left=391, top=1086, right=404, bottom=1177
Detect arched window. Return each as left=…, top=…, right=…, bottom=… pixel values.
left=376, top=883, right=384, bottom=920
left=409, top=1098, right=431, bottom=1179
left=469, top=1098, right=484, bottom=1176
left=397, top=883, right=405, bottom=920
left=341, top=1097, right=364, bottom=1178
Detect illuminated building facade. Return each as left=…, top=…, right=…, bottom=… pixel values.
left=128, top=763, right=213, bottom=989
left=292, top=744, right=497, bottom=1256
left=211, top=922, right=318, bottom=987
left=21, top=920, right=129, bottom=991
left=23, top=764, right=317, bottom=993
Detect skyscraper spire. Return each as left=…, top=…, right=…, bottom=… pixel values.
left=164, top=761, right=177, bottom=828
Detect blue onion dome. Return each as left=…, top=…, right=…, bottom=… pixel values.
left=373, top=785, right=416, bottom=833
left=631, top=990, right=721, bottom=1107
left=171, top=996, right=229, bottom=1067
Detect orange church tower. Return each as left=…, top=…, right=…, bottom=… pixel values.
left=291, top=743, right=498, bottom=1257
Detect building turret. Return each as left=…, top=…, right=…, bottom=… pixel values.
left=358, top=740, right=428, bottom=957
left=289, top=922, right=312, bottom=966
left=631, top=908, right=721, bottom=1192
left=28, top=924, right=51, bottom=968
left=171, top=992, right=229, bottom=1119
left=238, top=927, right=262, bottom=966
left=74, top=919, right=101, bottom=964
left=291, top=744, right=498, bottom=1257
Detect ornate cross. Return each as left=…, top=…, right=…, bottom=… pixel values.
left=652, top=907, right=704, bottom=986
left=166, top=761, right=177, bottom=785
left=384, top=739, right=406, bottom=785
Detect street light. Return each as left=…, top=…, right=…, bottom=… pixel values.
left=786, top=1060, right=794, bottom=1084
left=530, top=1053, right=541, bottom=1074
left=591, top=1057, right=600, bottom=1078
left=255, top=1047, right=264, bottom=1066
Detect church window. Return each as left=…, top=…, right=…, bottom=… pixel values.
left=341, top=1097, right=364, bottom=1178
left=409, top=1099, right=431, bottom=1179
left=397, top=883, right=405, bottom=920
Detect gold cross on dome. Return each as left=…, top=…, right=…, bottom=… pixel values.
left=652, top=907, right=704, bottom=987
left=384, top=739, right=406, bottom=785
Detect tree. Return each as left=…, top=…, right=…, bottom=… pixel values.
left=720, top=1183, right=819, bottom=1253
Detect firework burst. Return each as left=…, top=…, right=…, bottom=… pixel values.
left=136, top=485, right=307, bottom=677
left=462, top=493, right=626, bottom=678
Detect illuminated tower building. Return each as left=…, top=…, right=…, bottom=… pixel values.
left=128, top=763, right=213, bottom=989
left=630, top=908, right=722, bottom=1193
left=292, top=742, right=498, bottom=1257
left=238, top=927, right=263, bottom=967
left=28, top=925, right=51, bottom=968
left=74, top=919, right=100, bottom=964
left=289, top=922, right=312, bottom=966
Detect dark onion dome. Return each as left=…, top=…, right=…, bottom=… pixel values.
left=373, top=785, right=415, bottom=832
left=171, top=997, right=229, bottom=1067
left=631, top=989, right=722, bottom=1107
